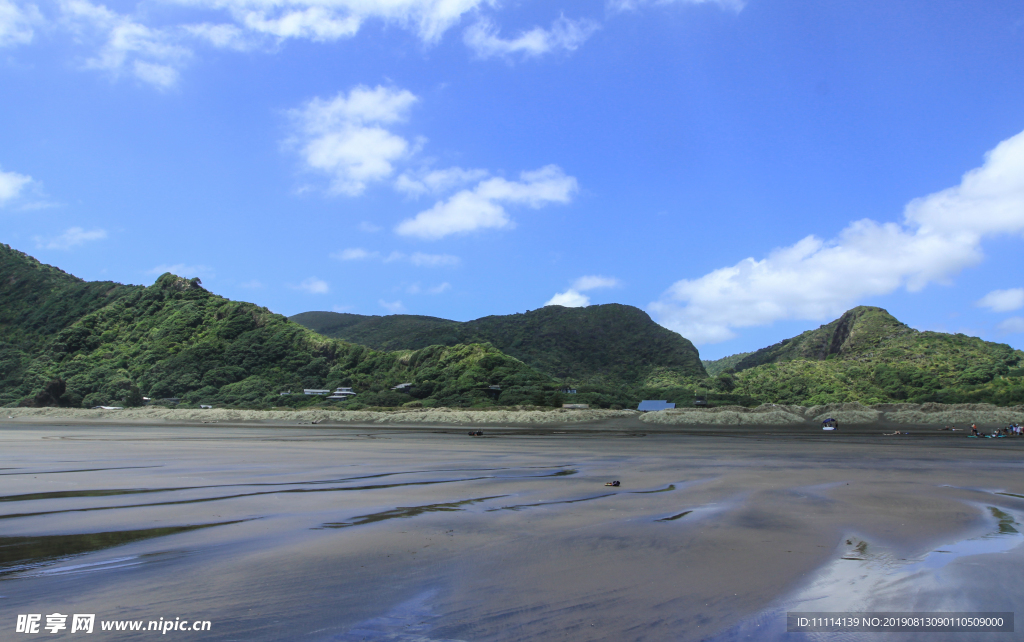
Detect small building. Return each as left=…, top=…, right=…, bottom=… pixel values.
left=562, top=403, right=589, bottom=409
left=391, top=383, right=413, bottom=392
left=560, top=387, right=577, bottom=394
left=327, top=387, right=356, bottom=400
left=637, top=400, right=675, bottom=412
left=694, top=396, right=708, bottom=408
left=200, top=405, right=213, bottom=409
left=304, top=389, right=330, bottom=396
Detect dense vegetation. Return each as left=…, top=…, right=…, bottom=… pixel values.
left=716, top=307, right=1024, bottom=405
left=291, top=304, right=708, bottom=386
left=0, top=244, right=558, bottom=409
left=702, top=351, right=753, bottom=376
left=4, top=243, right=1022, bottom=410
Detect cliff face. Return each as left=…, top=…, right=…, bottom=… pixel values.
left=731, top=307, right=912, bottom=371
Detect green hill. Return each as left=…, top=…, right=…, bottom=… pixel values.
left=290, top=304, right=708, bottom=386
left=713, top=307, right=1024, bottom=405
left=702, top=351, right=753, bottom=376
left=0, top=244, right=555, bottom=409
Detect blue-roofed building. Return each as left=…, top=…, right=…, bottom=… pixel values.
left=637, top=400, right=676, bottom=412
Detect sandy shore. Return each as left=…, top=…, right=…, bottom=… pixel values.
left=5, top=401, right=1023, bottom=428
left=1, top=420, right=1022, bottom=641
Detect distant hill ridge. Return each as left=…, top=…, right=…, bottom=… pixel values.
left=290, top=305, right=709, bottom=385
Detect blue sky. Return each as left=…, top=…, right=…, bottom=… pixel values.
left=2, top=0, right=1023, bottom=359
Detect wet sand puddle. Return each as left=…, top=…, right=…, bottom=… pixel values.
left=0, top=521, right=246, bottom=577
left=0, top=466, right=579, bottom=521
left=0, top=464, right=585, bottom=581
left=712, top=503, right=1024, bottom=641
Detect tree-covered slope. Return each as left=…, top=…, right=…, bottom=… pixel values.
left=0, top=243, right=142, bottom=347
left=0, top=248, right=556, bottom=408
left=715, top=307, right=1024, bottom=405
left=702, top=351, right=753, bottom=376
left=291, top=304, right=708, bottom=385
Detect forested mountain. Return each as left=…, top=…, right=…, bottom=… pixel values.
left=5, top=243, right=1023, bottom=410
left=291, top=304, right=708, bottom=386
left=0, top=244, right=555, bottom=408
left=711, top=307, right=1024, bottom=405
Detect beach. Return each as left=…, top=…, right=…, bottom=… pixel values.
left=1, top=415, right=1022, bottom=641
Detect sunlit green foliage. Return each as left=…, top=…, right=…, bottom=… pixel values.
left=724, top=307, right=1024, bottom=405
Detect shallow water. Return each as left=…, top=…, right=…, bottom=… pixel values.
left=1, top=423, right=1022, bottom=641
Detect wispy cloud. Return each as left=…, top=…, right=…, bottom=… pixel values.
left=977, top=288, right=1024, bottom=313
left=60, top=0, right=192, bottom=89
left=406, top=281, right=451, bottom=295
left=0, top=0, right=40, bottom=47
left=997, top=317, right=1024, bottom=335
left=238, top=279, right=263, bottom=289
left=396, top=165, right=577, bottom=240
left=395, top=166, right=488, bottom=197
left=331, top=248, right=460, bottom=267
left=651, top=129, right=1024, bottom=345
left=464, top=15, right=598, bottom=60
left=0, top=167, right=34, bottom=206
left=293, top=277, right=329, bottom=294
left=35, top=226, right=107, bottom=250
left=410, top=252, right=459, bottom=267
left=608, top=0, right=745, bottom=13
left=545, top=273, right=622, bottom=308
left=379, top=299, right=405, bottom=313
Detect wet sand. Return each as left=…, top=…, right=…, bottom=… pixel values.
left=0, top=418, right=1022, bottom=641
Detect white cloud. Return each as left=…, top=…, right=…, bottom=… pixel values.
left=379, top=299, right=405, bottom=313
left=395, top=166, right=489, bottom=197
left=331, top=247, right=380, bottom=261
left=293, top=277, right=329, bottom=294
left=238, top=7, right=360, bottom=41
left=572, top=275, right=621, bottom=291
left=608, top=0, right=745, bottom=13
left=210, top=0, right=486, bottom=45
left=395, top=165, right=577, bottom=240
left=60, top=0, right=191, bottom=89
left=546, top=274, right=621, bottom=308
left=997, top=317, right=1024, bottom=335
left=407, top=281, right=451, bottom=295
left=464, top=15, right=598, bottom=60
left=331, top=247, right=459, bottom=267
left=545, top=289, right=590, bottom=307
left=34, top=226, right=107, bottom=250
left=183, top=22, right=254, bottom=50
left=0, top=167, right=32, bottom=205
left=410, top=252, right=459, bottom=267
left=651, top=129, right=1024, bottom=345
left=358, top=221, right=382, bottom=233
left=977, top=288, right=1024, bottom=313
left=146, top=262, right=212, bottom=277
left=0, top=0, right=40, bottom=47
left=289, top=85, right=418, bottom=195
